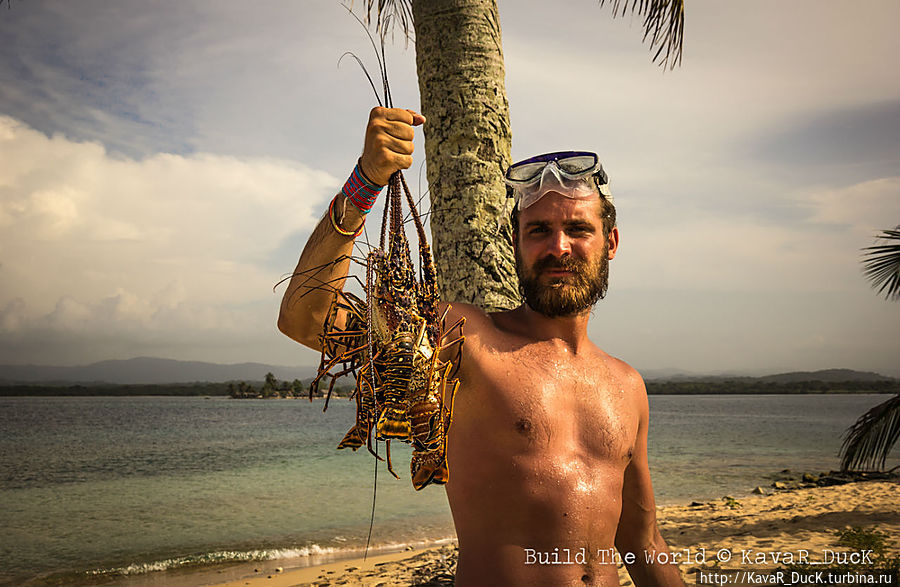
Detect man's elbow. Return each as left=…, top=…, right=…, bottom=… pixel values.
left=277, top=311, right=321, bottom=351
left=615, top=518, right=659, bottom=555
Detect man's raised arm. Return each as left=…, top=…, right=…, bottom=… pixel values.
left=277, top=107, right=425, bottom=350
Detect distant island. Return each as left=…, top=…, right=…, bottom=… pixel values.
left=643, top=378, right=898, bottom=395
left=0, top=367, right=896, bottom=397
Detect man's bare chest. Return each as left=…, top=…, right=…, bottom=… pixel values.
left=455, top=343, right=638, bottom=463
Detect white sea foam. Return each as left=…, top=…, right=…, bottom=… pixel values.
left=85, top=537, right=457, bottom=578
left=87, top=545, right=342, bottom=577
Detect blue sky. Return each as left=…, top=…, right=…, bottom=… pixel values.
left=0, top=0, right=898, bottom=377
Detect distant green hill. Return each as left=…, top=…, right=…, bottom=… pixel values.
left=0, top=356, right=316, bottom=385
left=0, top=364, right=895, bottom=396
left=757, top=368, right=894, bottom=383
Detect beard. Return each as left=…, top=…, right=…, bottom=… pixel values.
left=515, top=244, right=609, bottom=318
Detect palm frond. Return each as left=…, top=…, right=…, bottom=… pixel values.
left=361, top=0, right=414, bottom=43
left=862, top=227, right=900, bottom=301
left=599, top=0, right=685, bottom=69
left=839, top=393, right=900, bottom=472
left=360, top=1, right=684, bottom=68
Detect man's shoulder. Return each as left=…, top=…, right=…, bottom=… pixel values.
left=440, top=300, right=487, bottom=320
left=601, top=352, right=647, bottom=393
left=440, top=301, right=513, bottom=333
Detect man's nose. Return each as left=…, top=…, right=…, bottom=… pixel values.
left=546, top=230, right=572, bottom=257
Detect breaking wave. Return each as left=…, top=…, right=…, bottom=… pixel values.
left=84, top=537, right=456, bottom=579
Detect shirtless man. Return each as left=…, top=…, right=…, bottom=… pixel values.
left=278, top=107, right=684, bottom=586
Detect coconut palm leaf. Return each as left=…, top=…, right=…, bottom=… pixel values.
left=362, top=0, right=685, bottom=69
left=862, top=227, right=900, bottom=301
left=839, top=393, right=900, bottom=472
left=599, top=0, right=685, bottom=68
left=363, top=0, right=414, bottom=40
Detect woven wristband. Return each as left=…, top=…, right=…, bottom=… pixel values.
left=341, top=162, right=383, bottom=214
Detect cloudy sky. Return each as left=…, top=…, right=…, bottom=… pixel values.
left=1, top=0, right=898, bottom=377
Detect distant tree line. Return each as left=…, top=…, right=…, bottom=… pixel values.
left=227, top=372, right=356, bottom=399
left=227, top=372, right=305, bottom=399
left=645, top=379, right=899, bottom=395
left=2, top=376, right=894, bottom=397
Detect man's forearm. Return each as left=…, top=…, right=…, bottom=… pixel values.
left=622, top=529, right=685, bottom=587
left=278, top=107, right=423, bottom=350
left=277, top=193, right=365, bottom=350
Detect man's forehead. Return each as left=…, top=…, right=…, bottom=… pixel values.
left=518, top=191, right=605, bottom=223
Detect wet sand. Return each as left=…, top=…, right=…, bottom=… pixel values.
left=208, top=480, right=898, bottom=586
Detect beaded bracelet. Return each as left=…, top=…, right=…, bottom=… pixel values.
left=341, top=161, right=384, bottom=213
left=328, top=195, right=364, bottom=238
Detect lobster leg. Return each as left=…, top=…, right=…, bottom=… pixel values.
left=322, top=363, right=358, bottom=411
left=385, top=440, right=400, bottom=480
left=309, top=342, right=369, bottom=394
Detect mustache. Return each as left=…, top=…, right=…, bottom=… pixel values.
left=532, top=255, right=587, bottom=273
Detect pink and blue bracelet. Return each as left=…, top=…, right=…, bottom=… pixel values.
left=330, top=162, right=384, bottom=237
left=342, top=161, right=383, bottom=214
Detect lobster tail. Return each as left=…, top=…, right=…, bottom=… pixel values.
left=411, top=451, right=450, bottom=491
left=337, top=424, right=367, bottom=450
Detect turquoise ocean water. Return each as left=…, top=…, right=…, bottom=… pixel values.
left=1, top=393, right=896, bottom=584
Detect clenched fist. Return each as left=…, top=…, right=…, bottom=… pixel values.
left=358, top=107, right=425, bottom=187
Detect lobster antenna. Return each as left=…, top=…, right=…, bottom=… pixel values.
left=364, top=440, right=379, bottom=559
left=341, top=5, right=389, bottom=106
left=338, top=52, right=384, bottom=108
left=379, top=22, right=393, bottom=108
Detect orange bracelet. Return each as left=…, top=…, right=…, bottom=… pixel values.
left=328, top=195, right=364, bottom=238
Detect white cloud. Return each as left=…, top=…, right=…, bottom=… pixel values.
left=1, top=1, right=898, bottom=375
left=0, top=115, right=335, bottom=364
left=804, top=177, right=900, bottom=234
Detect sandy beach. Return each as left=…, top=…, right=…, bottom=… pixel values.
left=205, top=478, right=898, bottom=586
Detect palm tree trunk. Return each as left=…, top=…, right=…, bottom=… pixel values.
left=410, top=0, right=518, bottom=311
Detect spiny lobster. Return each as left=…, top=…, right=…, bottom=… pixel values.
left=309, top=171, right=464, bottom=490
left=296, top=9, right=467, bottom=492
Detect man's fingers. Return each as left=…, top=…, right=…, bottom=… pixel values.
left=378, top=119, right=416, bottom=142
left=370, top=133, right=414, bottom=157
left=362, top=106, right=421, bottom=185
left=372, top=106, right=425, bottom=127
left=406, top=109, right=426, bottom=126
left=385, top=134, right=414, bottom=156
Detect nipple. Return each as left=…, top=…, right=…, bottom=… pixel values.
left=515, top=418, right=532, bottom=435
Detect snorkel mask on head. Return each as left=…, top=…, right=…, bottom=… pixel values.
left=504, top=151, right=612, bottom=210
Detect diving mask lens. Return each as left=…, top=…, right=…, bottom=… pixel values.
left=506, top=151, right=598, bottom=183
left=557, top=154, right=599, bottom=176
left=506, top=161, right=550, bottom=183
left=504, top=151, right=610, bottom=209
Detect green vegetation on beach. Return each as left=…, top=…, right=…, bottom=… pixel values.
left=0, top=371, right=354, bottom=398
left=1, top=376, right=895, bottom=396
left=645, top=379, right=899, bottom=395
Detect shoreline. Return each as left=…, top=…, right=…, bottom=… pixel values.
left=200, top=478, right=899, bottom=587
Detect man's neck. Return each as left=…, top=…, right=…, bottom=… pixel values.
left=512, top=303, right=593, bottom=354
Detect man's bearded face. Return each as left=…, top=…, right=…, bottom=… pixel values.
left=515, top=239, right=610, bottom=318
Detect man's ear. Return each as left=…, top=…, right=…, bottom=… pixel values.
left=607, top=226, right=620, bottom=260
